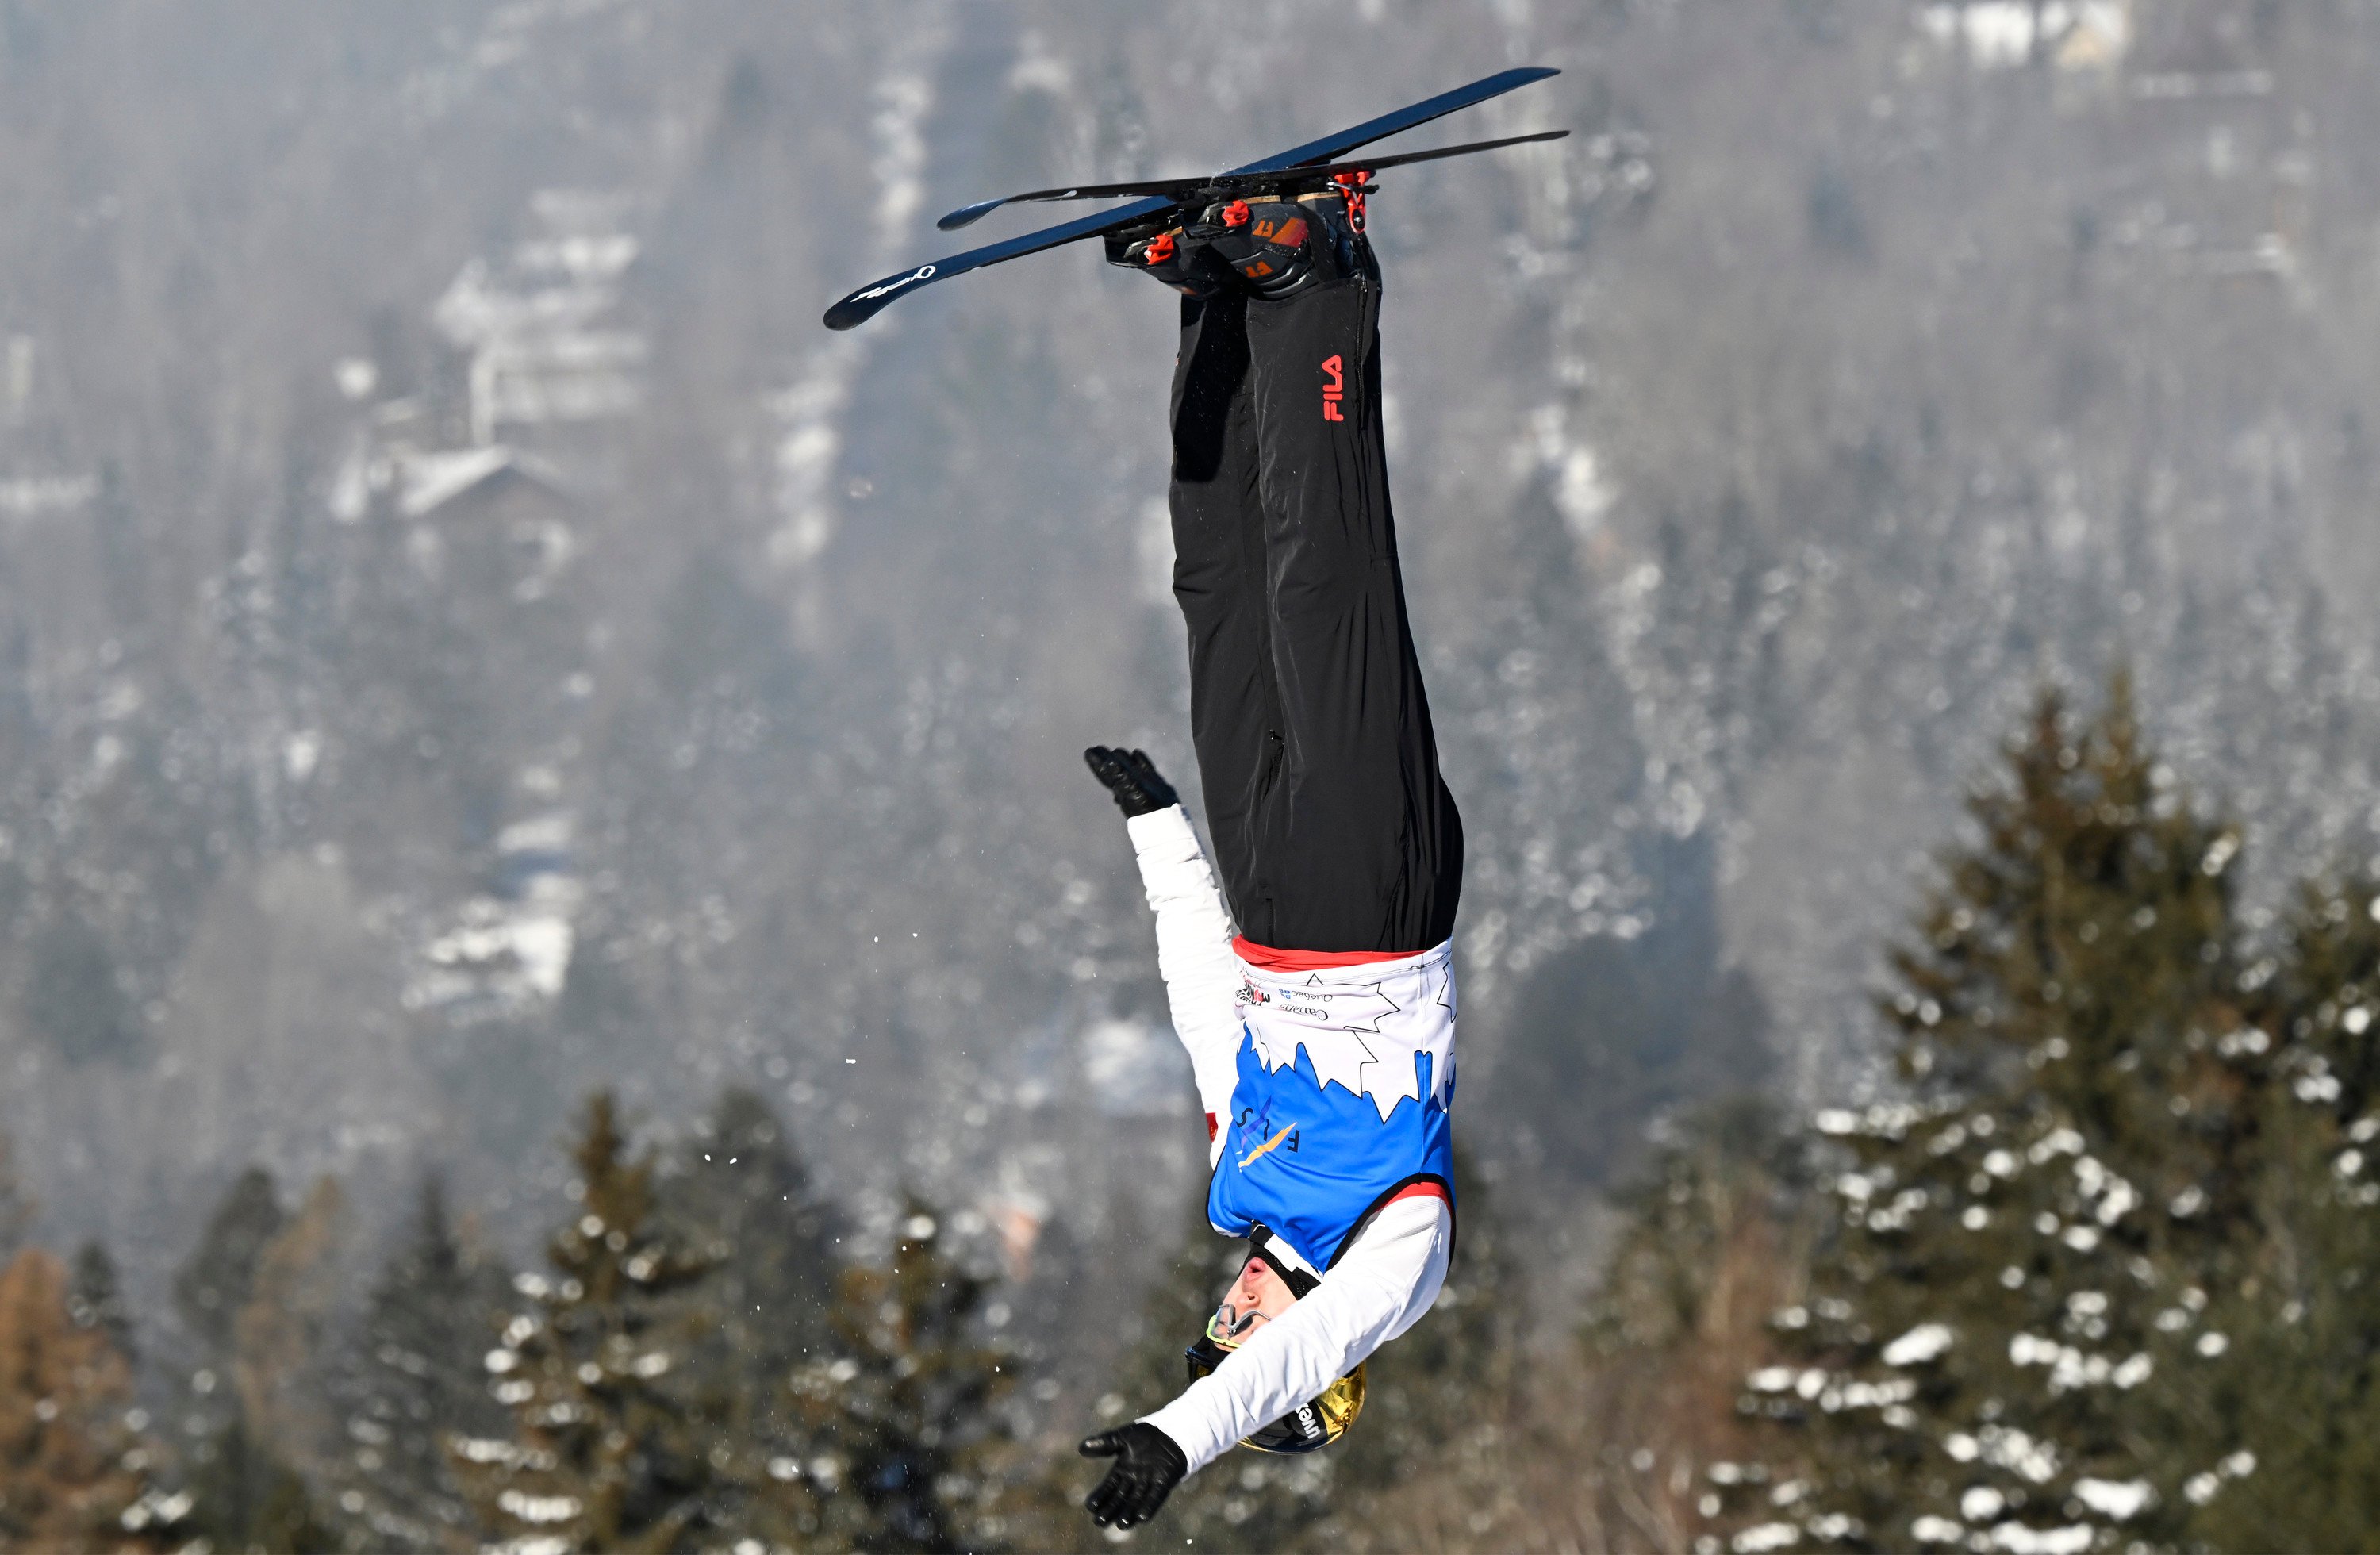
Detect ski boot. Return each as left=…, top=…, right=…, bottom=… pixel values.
left=1200, top=173, right=1373, bottom=299
left=1104, top=217, right=1235, bottom=298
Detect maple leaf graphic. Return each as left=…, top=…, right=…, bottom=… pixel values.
left=1237, top=953, right=1461, bottom=1119
left=1292, top=1025, right=1384, bottom=1106
left=1244, top=975, right=1460, bottom=1120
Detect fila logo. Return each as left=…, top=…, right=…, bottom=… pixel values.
left=1321, top=354, right=1345, bottom=422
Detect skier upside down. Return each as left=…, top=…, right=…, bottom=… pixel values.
left=1076, top=182, right=1464, bottom=1529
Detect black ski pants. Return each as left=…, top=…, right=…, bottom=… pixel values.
left=1168, top=272, right=1463, bottom=954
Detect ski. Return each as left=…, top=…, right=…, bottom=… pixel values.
left=933, top=130, right=1569, bottom=231
left=823, top=65, right=1559, bottom=332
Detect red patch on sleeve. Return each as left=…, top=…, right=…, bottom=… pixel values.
left=1206, top=1112, right=1219, bottom=1142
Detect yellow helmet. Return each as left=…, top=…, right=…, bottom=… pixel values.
left=1182, top=1338, right=1366, bottom=1453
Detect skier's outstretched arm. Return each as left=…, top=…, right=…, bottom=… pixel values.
left=1141, top=1196, right=1451, bottom=1474
left=1086, top=747, right=1244, bottom=1143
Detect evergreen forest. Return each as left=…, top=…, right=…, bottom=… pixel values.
left=5, top=674, right=2374, bottom=1553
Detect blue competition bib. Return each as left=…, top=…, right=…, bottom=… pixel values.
left=1209, top=1014, right=1447, bottom=1266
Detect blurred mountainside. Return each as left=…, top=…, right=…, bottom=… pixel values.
left=2, top=0, right=2379, bottom=1325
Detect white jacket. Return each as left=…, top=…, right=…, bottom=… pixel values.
left=1123, top=804, right=1454, bottom=1475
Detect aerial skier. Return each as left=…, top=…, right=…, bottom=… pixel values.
left=1074, top=179, right=1465, bottom=1530
left=819, top=63, right=1557, bottom=1534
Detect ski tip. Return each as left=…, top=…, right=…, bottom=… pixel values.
left=822, top=259, right=944, bottom=331
left=937, top=198, right=1007, bottom=232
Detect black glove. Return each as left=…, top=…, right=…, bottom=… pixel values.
left=1083, top=746, right=1179, bottom=819
left=1080, top=1422, right=1188, bottom=1529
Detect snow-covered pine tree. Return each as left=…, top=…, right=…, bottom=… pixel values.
left=659, top=1087, right=841, bottom=1427
left=449, top=1092, right=789, bottom=1553
left=67, top=1243, right=136, bottom=1367
left=1722, top=680, right=2290, bottom=1552
left=177, top=1413, right=336, bottom=1553
left=0, top=1246, right=188, bottom=1549
left=174, top=1167, right=286, bottom=1369
left=171, top=1167, right=334, bottom=1553
left=788, top=1196, right=1017, bottom=1553
left=1582, top=1100, right=1810, bottom=1553
left=332, top=1176, right=509, bottom=1551
left=646, top=1087, right=855, bottom=1550
left=2185, top=872, right=2380, bottom=1550
left=232, top=1177, right=347, bottom=1498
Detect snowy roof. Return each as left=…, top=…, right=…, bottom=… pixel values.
left=397, top=445, right=568, bottom=519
